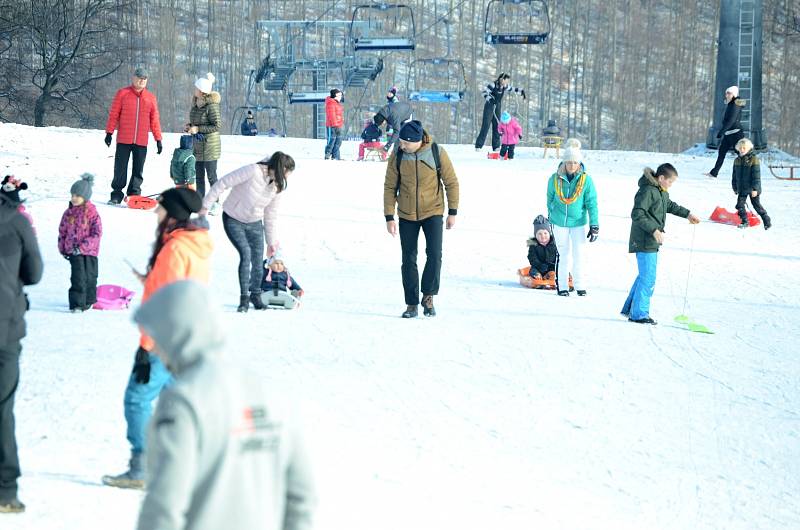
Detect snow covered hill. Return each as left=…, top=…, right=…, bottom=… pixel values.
left=2, top=123, right=798, bottom=529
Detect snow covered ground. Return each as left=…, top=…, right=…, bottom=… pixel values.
left=2, top=122, right=799, bottom=529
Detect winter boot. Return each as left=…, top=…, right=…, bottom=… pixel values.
left=557, top=290, right=570, bottom=297
left=237, top=295, right=249, bottom=313
left=629, top=317, right=657, bottom=325
left=0, top=498, right=25, bottom=514
left=102, top=452, right=145, bottom=490
left=576, top=290, right=587, bottom=296
left=250, top=292, right=267, bottom=310
left=401, top=305, right=418, bottom=318
left=763, top=215, right=771, bottom=230
left=421, top=295, right=436, bottom=317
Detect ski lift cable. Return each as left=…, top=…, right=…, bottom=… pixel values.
left=412, top=0, right=471, bottom=39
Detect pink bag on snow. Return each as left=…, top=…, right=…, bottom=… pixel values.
left=93, top=284, right=135, bottom=310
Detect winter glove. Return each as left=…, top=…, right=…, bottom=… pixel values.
left=291, top=289, right=304, bottom=298
left=520, top=89, right=527, bottom=100
left=193, top=133, right=205, bottom=142
left=587, top=225, right=599, bottom=242
left=132, top=347, right=151, bottom=384
left=156, top=141, right=163, bottom=155
left=71, top=247, right=81, bottom=256
left=104, top=133, right=112, bottom=147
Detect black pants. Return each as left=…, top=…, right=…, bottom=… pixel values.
left=399, top=216, right=443, bottom=305
left=500, top=144, right=516, bottom=159
left=195, top=160, right=218, bottom=198
left=111, top=143, right=147, bottom=202
left=68, top=255, right=98, bottom=310
left=222, top=212, right=264, bottom=296
left=710, top=131, right=743, bottom=177
left=735, top=194, right=769, bottom=224
left=0, top=341, right=21, bottom=502
left=475, top=102, right=501, bottom=151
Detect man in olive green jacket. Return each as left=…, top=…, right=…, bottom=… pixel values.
left=622, top=164, right=700, bottom=325
left=383, top=120, right=459, bottom=318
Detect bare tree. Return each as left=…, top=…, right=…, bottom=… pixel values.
left=1, top=0, right=133, bottom=126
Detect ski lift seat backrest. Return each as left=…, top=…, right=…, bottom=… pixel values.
left=484, top=0, right=551, bottom=45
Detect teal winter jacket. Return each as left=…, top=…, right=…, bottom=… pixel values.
left=546, top=162, right=599, bottom=228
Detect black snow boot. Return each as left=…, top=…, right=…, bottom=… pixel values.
left=402, top=305, right=418, bottom=318
left=250, top=292, right=267, bottom=310
left=0, top=498, right=25, bottom=513
left=576, top=290, right=587, bottom=296
left=421, top=295, right=436, bottom=317
left=237, top=295, right=249, bottom=313
left=763, top=215, right=771, bottom=230
left=557, top=290, right=569, bottom=297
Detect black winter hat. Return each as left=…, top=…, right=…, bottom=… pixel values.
left=1, top=175, right=28, bottom=204
left=159, top=187, right=202, bottom=221
left=399, top=120, right=423, bottom=142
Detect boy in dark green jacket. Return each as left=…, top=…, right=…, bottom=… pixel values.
left=170, top=135, right=196, bottom=189
left=622, top=164, right=700, bottom=325
left=732, top=138, right=771, bottom=229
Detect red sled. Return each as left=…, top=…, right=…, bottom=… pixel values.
left=709, top=206, right=760, bottom=227
left=126, top=195, right=158, bottom=210
left=487, top=152, right=500, bottom=160
left=517, top=266, right=573, bottom=290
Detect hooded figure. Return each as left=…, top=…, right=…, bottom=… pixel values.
left=133, top=280, right=316, bottom=530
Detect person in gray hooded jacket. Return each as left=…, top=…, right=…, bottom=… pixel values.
left=133, top=280, right=315, bottom=530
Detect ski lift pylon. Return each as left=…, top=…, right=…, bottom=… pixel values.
left=484, top=0, right=551, bottom=45
left=350, top=3, right=416, bottom=51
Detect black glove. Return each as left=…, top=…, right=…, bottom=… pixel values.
left=520, top=89, right=527, bottom=100
left=132, top=347, right=151, bottom=384
left=156, top=140, right=163, bottom=154
left=587, top=225, right=599, bottom=242
left=716, top=132, right=722, bottom=139
left=104, top=133, right=112, bottom=147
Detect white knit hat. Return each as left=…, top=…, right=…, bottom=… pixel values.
left=562, top=138, right=582, bottom=163
left=195, top=72, right=216, bottom=94
left=725, top=85, right=739, bottom=98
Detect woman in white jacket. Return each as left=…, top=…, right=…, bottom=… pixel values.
left=201, top=152, right=295, bottom=312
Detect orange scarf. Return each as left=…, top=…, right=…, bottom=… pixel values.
left=554, top=172, right=586, bottom=205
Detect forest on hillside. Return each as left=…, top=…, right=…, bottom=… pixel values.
left=1, top=0, right=799, bottom=155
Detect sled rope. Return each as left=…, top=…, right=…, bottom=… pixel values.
left=681, top=223, right=697, bottom=316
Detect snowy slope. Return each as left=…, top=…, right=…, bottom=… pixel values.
left=1, top=122, right=798, bottom=530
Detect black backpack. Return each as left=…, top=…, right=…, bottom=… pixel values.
left=395, top=143, right=442, bottom=196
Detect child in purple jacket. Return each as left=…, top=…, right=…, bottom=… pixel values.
left=58, top=173, right=103, bottom=312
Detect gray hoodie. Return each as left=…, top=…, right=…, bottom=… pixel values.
left=134, top=280, right=315, bottom=530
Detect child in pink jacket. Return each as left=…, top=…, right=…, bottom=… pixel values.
left=497, top=111, right=522, bottom=160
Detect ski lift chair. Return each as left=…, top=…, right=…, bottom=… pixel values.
left=484, top=0, right=551, bottom=45
left=407, top=58, right=467, bottom=103
left=351, top=3, right=416, bottom=51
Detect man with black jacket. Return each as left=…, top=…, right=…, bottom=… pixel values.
left=475, top=73, right=526, bottom=153
left=707, top=86, right=746, bottom=178
left=0, top=193, right=43, bottom=514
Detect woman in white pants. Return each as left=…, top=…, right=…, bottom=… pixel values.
left=546, top=139, right=599, bottom=296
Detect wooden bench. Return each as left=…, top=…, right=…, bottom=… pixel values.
left=542, top=135, right=562, bottom=159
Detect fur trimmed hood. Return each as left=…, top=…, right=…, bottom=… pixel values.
left=640, top=167, right=659, bottom=188
left=194, top=91, right=221, bottom=108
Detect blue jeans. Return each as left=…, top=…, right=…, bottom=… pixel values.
left=622, top=252, right=658, bottom=320
left=324, top=126, right=342, bottom=159
left=123, top=352, right=172, bottom=454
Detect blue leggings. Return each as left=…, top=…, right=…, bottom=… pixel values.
left=621, top=252, right=658, bottom=320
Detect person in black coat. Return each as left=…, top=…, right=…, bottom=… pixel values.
left=0, top=193, right=43, bottom=513
left=475, top=73, right=526, bottom=152
left=732, top=138, right=771, bottom=229
left=527, top=215, right=558, bottom=280
left=240, top=110, right=258, bottom=136
left=707, top=86, right=746, bottom=178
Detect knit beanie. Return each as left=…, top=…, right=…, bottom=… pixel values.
left=726, top=85, right=739, bottom=98
left=1, top=175, right=28, bottom=204
left=562, top=138, right=583, bottom=163
left=533, top=214, right=552, bottom=236
left=399, top=120, right=424, bottom=142
left=158, top=187, right=202, bottom=221
left=500, top=111, right=511, bottom=124
left=70, top=173, right=94, bottom=201
left=195, top=72, right=215, bottom=94
left=179, top=134, right=194, bottom=150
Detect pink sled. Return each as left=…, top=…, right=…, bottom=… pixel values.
left=93, top=284, right=136, bottom=310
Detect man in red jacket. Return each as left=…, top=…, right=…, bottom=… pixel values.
left=324, top=88, right=344, bottom=160
left=105, top=67, right=163, bottom=205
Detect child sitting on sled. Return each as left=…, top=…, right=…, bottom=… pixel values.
left=357, top=120, right=386, bottom=161
left=260, top=251, right=304, bottom=308
left=527, top=214, right=557, bottom=282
